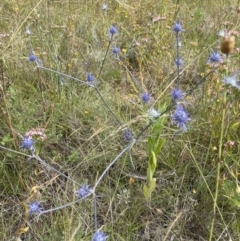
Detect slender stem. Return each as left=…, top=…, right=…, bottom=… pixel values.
left=163, top=211, right=183, bottom=241
left=209, top=56, right=228, bottom=241
left=187, top=144, right=228, bottom=236
left=136, top=121, right=153, bottom=140
left=32, top=154, right=81, bottom=186
left=93, top=142, right=134, bottom=190
left=94, top=194, right=97, bottom=231
left=98, top=35, right=113, bottom=78
left=95, top=87, right=123, bottom=125
left=176, top=33, right=180, bottom=88
left=37, top=66, right=87, bottom=85
left=37, top=193, right=92, bottom=217
left=128, top=149, right=135, bottom=169
left=28, top=31, right=34, bottom=52
left=216, top=214, right=235, bottom=241
left=37, top=68, right=45, bottom=112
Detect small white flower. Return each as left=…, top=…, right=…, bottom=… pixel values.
left=101, top=3, right=108, bottom=10
left=148, top=107, right=160, bottom=119
left=176, top=40, right=182, bottom=47
left=26, top=27, right=31, bottom=35
left=218, top=29, right=226, bottom=37
left=222, top=72, right=240, bottom=90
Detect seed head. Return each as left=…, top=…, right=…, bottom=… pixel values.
left=220, top=35, right=235, bottom=55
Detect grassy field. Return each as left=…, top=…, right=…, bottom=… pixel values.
left=1, top=0, right=240, bottom=240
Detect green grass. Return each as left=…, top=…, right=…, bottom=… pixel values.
left=1, top=0, right=240, bottom=240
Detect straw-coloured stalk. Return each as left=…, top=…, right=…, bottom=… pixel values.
left=220, top=35, right=235, bottom=55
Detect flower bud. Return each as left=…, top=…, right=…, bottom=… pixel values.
left=220, top=35, right=235, bottom=55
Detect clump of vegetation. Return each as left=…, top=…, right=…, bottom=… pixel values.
left=1, top=1, right=240, bottom=240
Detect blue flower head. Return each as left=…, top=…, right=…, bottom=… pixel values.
left=141, top=92, right=152, bottom=103
left=123, top=129, right=134, bottom=142
left=20, top=136, right=34, bottom=150
left=174, top=57, right=183, bottom=67
left=92, top=231, right=108, bottom=241
left=28, top=201, right=42, bottom=214
left=109, top=25, right=118, bottom=36
left=86, top=73, right=98, bottom=87
left=170, top=88, right=184, bottom=102
left=173, top=21, right=183, bottom=33
left=208, top=50, right=222, bottom=65
left=76, top=185, right=93, bottom=198
left=29, top=53, right=37, bottom=62
left=171, top=105, right=191, bottom=132
left=87, top=73, right=95, bottom=82
left=112, top=45, right=121, bottom=55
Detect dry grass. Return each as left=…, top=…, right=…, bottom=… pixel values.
left=1, top=0, right=240, bottom=240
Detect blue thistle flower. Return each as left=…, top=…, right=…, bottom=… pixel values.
left=87, top=73, right=95, bottom=82
left=109, top=25, right=118, bottom=36
left=123, top=129, right=133, bottom=142
left=173, top=21, right=183, bottom=33
left=20, top=136, right=34, bottom=150
left=141, top=92, right=152, bottom=103
left=76, top=185, right=93, bottom=198
left=86, top=73, right=97, bottom=86
left=112, top=45, right=121, bottom=55
left=170, top=89, right=184, bottom=102
left=92, top=231, right=108, bottom=241
left=171, top=105, right=191, bottom=132
left=174, top=57, right=183, bottom=67
left=29, top=53, right=37, bottom=62
left=208, top=50, right=222, bottom=65
left=28, top=201, right=42, bottom=214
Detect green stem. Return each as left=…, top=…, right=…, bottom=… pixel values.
left=98, top=36, right=112, bottom=78
left=209, top=56, right=228, bottom=240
